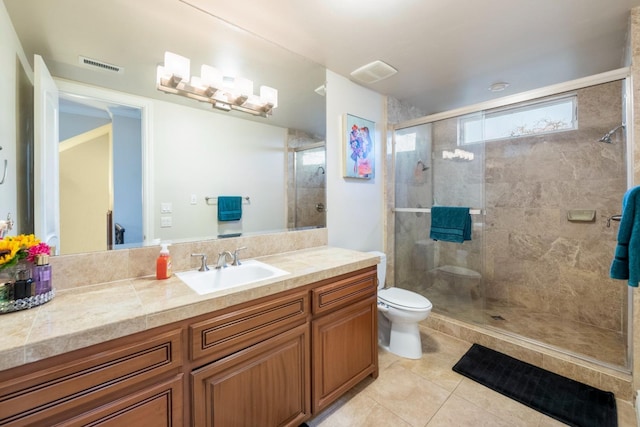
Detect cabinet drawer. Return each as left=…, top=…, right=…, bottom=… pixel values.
left=190, top=290, right=308, bottom=362
left=56, top=374, right=184, bottom=427
left=312, top=268, right=376, bottom=315
left=0, top=329, right=183, bottom=426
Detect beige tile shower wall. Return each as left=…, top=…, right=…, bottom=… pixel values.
left=482, top=81, right=626, bottom=331
left=49, top=228, right=328, bottom=291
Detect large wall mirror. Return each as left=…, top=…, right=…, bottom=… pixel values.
left=5, top=0, right=327, bottom=255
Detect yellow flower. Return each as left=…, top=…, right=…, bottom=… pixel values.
left=0, top=234, right=41, bottom=268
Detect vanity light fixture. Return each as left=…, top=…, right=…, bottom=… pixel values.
left=156, top=51, right=278, bottom=117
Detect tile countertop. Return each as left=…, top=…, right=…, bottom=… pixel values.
left=0, top=246, right=380, bottom=372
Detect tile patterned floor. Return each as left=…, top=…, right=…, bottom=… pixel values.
left=306, top=327, right=636, bottom=427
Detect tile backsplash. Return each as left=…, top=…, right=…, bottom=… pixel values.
left=50, top=228, right=328, bottom=291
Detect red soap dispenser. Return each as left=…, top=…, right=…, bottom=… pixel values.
left=156, top=243, right=172, bottom=280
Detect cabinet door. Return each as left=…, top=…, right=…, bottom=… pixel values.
left=56, top=374, right=183, bottom=427
left=192, top=323, right=310, bottom=427
left=312, top=296, right=378, bottom=413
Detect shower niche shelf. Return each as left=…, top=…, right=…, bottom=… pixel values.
left=566, top=210, right=596, bottom=222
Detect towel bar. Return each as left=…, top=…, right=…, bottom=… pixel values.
left=393, top=207, right=483, bottom=215
left=205, top=196, right=251, bottom=205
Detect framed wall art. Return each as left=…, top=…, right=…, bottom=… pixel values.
left=343, top=113, right=375, bottom=179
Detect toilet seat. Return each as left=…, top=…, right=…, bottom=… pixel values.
left=378, top=288, right=432, bottom=312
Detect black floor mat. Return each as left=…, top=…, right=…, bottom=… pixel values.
left=452, top=344, right=617, bottom=427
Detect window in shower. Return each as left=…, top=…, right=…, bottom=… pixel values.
left=394, top=131, right=417, bottom=153
left=301, top=149, right=325, bottom=165
left=458, top=93, right=577, bottom=145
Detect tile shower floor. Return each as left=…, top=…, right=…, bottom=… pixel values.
left=306, top=328, right=635, bottom=427
left=424, top=290, right=627, bottom=368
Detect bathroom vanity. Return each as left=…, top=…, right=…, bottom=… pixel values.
left=0, top=247, right=379, bottom=426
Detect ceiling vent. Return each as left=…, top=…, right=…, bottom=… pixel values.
left=350, top=60, right=397, bottom=84
left=78, top=56, right=124, bottom=74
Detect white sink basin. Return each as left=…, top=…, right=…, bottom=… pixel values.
left=176, top=259, right=289, bottom=295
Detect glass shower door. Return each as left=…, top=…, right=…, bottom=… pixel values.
left=393, top=120, right=486, bottom=325
left=293, top=145, right=326, bottom=229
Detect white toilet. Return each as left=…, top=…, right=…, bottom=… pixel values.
left=370, top=251, right=433, bottom=359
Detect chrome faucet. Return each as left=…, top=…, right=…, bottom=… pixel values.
left=191, top=253, right=209, bottom=271
left=232, top=246, right=246, bottom=266
left=215, top=251, right=234, bottom=269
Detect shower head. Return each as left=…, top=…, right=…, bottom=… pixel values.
left=598, top=124, right=625, bottom=143
left=416, top=160, right=429, bottom=171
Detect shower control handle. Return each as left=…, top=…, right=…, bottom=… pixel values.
left=607, top=214, right=622, bottom=228
left=315, top=203, right=326, bottom=213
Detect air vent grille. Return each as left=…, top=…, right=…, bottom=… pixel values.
left=78, top=56, right=124, bottom=74
left=350, top=60, right=397, bottom=84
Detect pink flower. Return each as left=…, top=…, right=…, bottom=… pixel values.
left=26, top=242, right=51, bottom=263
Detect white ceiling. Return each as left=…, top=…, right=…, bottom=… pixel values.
left=197, top=0, right=640, bottom=114
left=5, top=0, right=640, bottom=123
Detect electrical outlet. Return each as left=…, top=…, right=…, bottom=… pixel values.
left=161, top=202, right=172, bottom=213
left=190, top=194, right=197, bottom=205
left=160, top=216, right=172, bottom=227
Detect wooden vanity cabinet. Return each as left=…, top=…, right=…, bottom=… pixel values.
left=311, top=268, right=378, bottom=413
left=189, top=289, right=311, bottom=427
left=0, top=265, right=378, bottom=427
left=0, top=328, right=184, bottom=426
left=188, top=267, right=378, bottom=426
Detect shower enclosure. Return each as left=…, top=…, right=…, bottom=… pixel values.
left=391, top=75, right=631, bottom=369
left=288, top=142, right=326, bottom=229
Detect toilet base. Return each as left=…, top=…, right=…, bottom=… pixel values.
left=388, top=321, right=423, bottom=359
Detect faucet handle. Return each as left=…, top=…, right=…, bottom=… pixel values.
left=191, top=253, right=209, bottom=271
left=232, top=246, right=247, bottom=266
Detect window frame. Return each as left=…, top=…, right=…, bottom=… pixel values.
left=457, top=93, right=578, bottom=146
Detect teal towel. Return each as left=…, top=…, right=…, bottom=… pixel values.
left=610, top=186, right=640, bottom=287
left=430, top=206, right=472, bottom=243
left=218, top=196, right=242, bottom=222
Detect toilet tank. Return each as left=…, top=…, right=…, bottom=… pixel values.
left=368, top=251, right=386, bottom=289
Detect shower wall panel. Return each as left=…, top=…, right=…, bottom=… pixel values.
left=483, top=81, right=626, bottom=332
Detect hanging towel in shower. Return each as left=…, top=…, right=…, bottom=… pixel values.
left=430, top=206, right=472, bottom=243
left=611, top=186, right=640, bottom=287
left=217, top=196, right=242, bottom=222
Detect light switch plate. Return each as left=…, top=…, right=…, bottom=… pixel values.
left=161, top=216, right=172, bottom=227
left=190, top=194, right=197, bottom=205
left=161, top=202, right=172, bottom=213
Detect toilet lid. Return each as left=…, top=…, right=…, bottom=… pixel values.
left=378, top=287, right=432, bottom=310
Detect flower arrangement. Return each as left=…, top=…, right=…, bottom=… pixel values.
left=0, top=234, right=51, bottom=271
